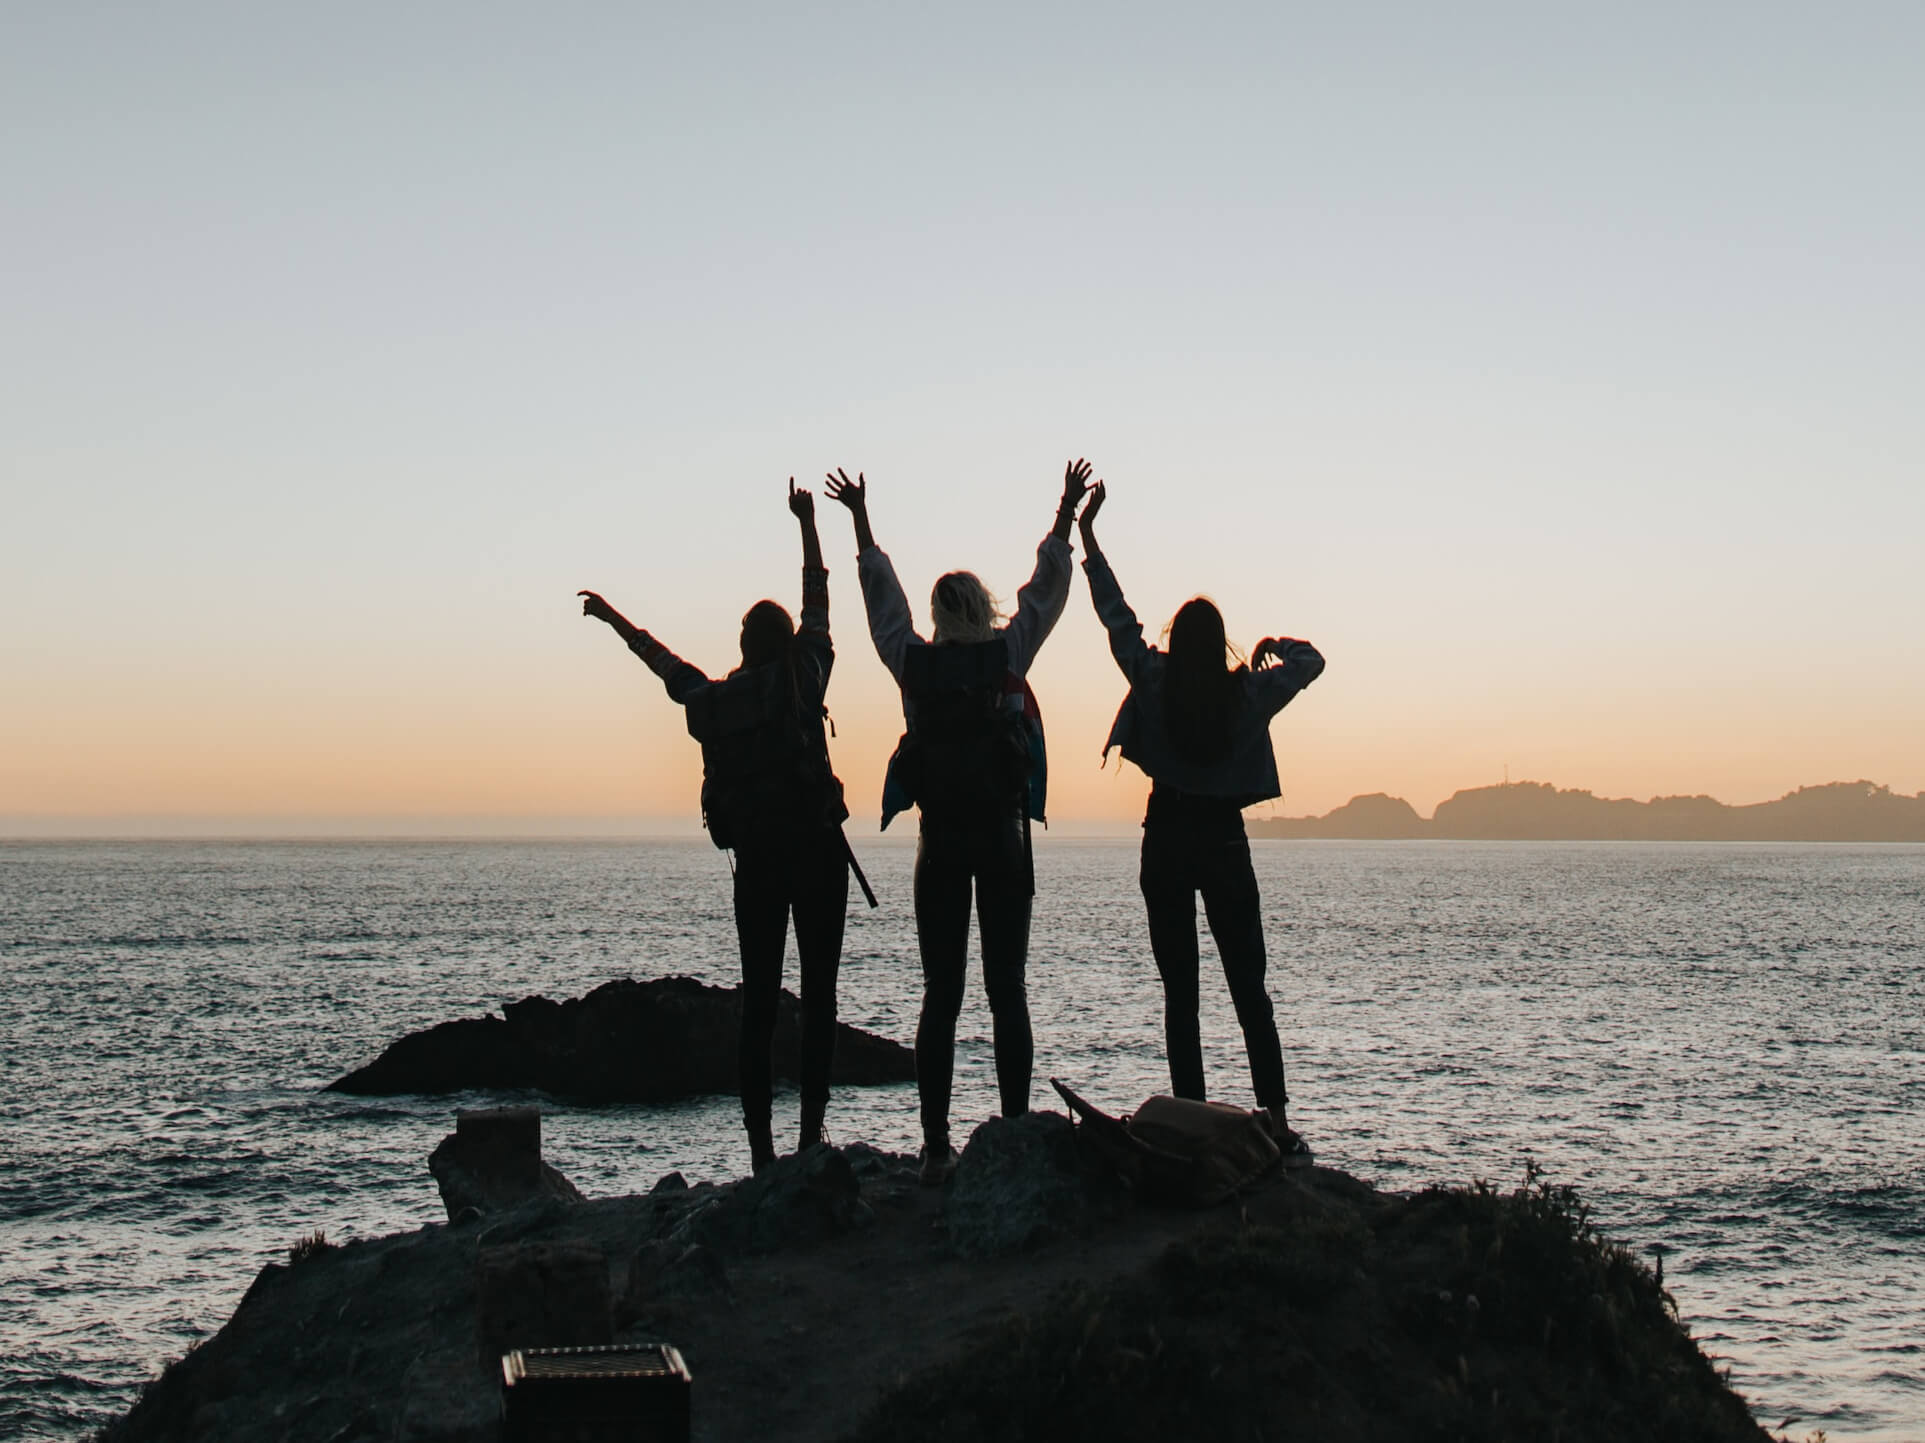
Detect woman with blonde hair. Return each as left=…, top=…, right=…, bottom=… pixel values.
left=1077, top=481, right=1325, bottom=1152
left=827, top=460, right=1090, bottom=1183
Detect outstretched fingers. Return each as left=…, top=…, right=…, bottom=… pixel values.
left=1061, top=457, right=1093, bottom=510
left=824, top=467, right=867, bottom=509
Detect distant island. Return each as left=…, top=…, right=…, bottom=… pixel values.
left=1250, top=779, right=1925, bottom=841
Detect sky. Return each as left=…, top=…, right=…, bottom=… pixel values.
left=3, top=3, right=1921, bottom=834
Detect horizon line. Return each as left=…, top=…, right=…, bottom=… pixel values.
left=4, top=777, right=1917, bottom=839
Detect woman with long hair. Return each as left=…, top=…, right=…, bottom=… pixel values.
left=1076, top=481, right=1325, bottom=1151
left=578, top=480, right=850, bottom=1174
left=826, top=460, right=1089, bottom=1183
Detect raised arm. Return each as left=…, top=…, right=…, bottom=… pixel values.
left=999, top=460, right=1086, bottom=674
left=1248, top=635, right=1326, bottom=717
left=829, top=468, right=919, bottom=683
left=1050, top=457, right=1093, bottom=546
left=790, top=476, right=825, bottom=575
left=788, top=479, right=835, bottom=702
left=578, top=589, right=710, bottom=703
left=1075, top=483, right=1154, bottom=684
left=825, top=467, right=875, bottom=554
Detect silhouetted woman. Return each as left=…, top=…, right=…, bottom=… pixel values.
left=1077, top=482, right=1324, bottom=1152
left=579, top=480, right=849, bottom=1174
left=826, top=461, right=1089, bottom=1183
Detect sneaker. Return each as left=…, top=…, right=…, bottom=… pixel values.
left=798, top=1104, right=828, bottom=1153
left=1255, top=1107, right=1312, bottom=1164
left=918, top=1140, right=959, bottom=1187
left=746, top=1119, right=777, bottom=1176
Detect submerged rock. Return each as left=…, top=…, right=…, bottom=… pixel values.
left=327, top=975, right=917, bottom=1102
left=944, top=1111, right=1124, bottom=1259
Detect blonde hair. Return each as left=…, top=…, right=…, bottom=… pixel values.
left=930, top=570, right=999, bottom=644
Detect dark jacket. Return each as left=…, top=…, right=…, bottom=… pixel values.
left=631, top=565, right=842, bottom=832
left=1083, top=546, right=1323, bottom=808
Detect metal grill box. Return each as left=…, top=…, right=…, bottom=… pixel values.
left=501, top=1343, right=692, bottom=1443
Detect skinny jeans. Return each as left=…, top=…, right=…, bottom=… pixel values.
left=732, top=832, right=849, bottom=1127
left=913, top=808, right=1033, bottom=1137
left=1138, top=791, right=1288, bottom=1113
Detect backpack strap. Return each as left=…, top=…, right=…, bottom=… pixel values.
left=901, top=636, right=1011, bottom=698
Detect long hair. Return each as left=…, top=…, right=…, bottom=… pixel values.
left=929, top=571, right=999, bottom=645
left=1162, top=597, right=1246, bottom=765
left=735, top=599, right=795, bottom=673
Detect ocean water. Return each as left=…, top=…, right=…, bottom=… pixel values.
left=1, top=838, right=1921, bottom=1441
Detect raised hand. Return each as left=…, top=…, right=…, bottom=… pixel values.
left=1061, top=457, right=1093, bottom=510
left=1079, top=479, right=1107, bottom=534
left=1252, top=637, right=1303, bottom=670
left=787, top=476, right=814, bottom=521
left=824, top=468, right=866, bottom=513
left=825, top=467, right=875, bottom=550
left=579, top=589, right=640, bottom=642
left=1052, top=457, right=1094, bottom=544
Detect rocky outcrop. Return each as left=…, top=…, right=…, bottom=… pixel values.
left=476, top=1239, right=612, bottom=1367
left=1250, top=778, right=1925, bottom=841
left=328, top=975, right=917, bottom=1101
left=851, top=1166, right=1774, bottom=1443
left=943, top=1111, right=1124, bottom=1259
left=100, top=1142, right=1772, bottom=1443
left=1255, top=791, right=1429, bottom=838
left=428, top=1107, right=586, bottom=1221
left=670, top=1142, right=875, bottom=1256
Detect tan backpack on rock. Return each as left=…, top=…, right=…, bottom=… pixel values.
left=1051, top=1081, right=1290, bottom=1207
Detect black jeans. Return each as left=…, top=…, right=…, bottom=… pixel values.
left=732, top=832, right=849, bottom=1128
left=913, top=809, right=1033, bottom=1138
left=1139, top=792, right=1288, bottom=1113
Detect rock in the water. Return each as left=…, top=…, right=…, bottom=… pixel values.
left=475, top=1239, right=613, bottom=1367
left=428, top=1106, right=586, bottom=1221
left=676, top=1143, right=873, bottom=1256
left=944, top=1111, right=1123, bottom=1259
left=327, top=975, right=917, bottom=1101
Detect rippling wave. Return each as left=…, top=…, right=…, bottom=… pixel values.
left=1, top=839, right=1920, bottom=1439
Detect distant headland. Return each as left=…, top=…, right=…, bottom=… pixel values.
left=1251, top=780, right=1925, bottom=841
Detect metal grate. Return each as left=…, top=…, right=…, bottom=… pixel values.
left=503, top=1343, right=690, bottom=1387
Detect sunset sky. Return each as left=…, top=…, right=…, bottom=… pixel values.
left=4, top=4, right=1920, bottom=834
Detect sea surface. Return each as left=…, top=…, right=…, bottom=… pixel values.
left=1, top=838, right=1921, bottom=1441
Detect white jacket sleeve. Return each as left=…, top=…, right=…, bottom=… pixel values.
left=855, top=544, right=922, bottom=685
left=1000, top=536, right=1074, bottom=678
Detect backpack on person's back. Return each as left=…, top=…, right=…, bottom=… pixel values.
left=683, top=662, right=846, bottom=850
left=892, top=638, right=1031, bottom=820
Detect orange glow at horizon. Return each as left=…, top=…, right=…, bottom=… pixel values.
left=5, top=648, right=1919, bottom=829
